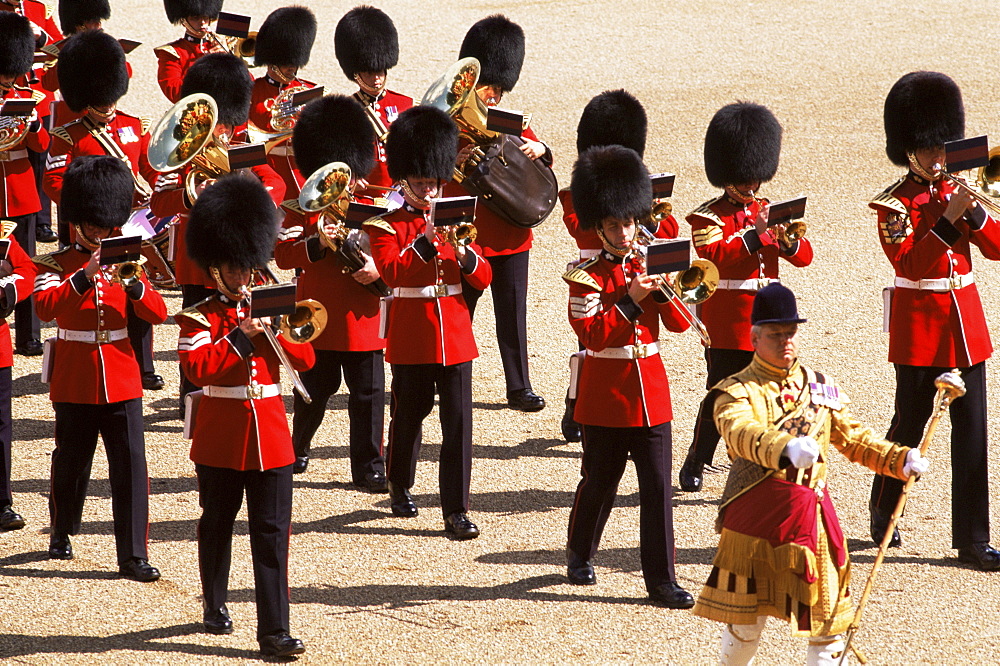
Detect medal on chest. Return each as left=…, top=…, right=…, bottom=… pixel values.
left=117, top=125, right=139, bottom=144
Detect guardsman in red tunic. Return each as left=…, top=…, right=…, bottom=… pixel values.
left=149, top=52, right=285, bottom=412
left=176, top=175, right=313, bottom=657
left=445, top=14, right=550, bottom=413
left=154, top=0, right=224, bottom=103
left=44, top=30, right=164, bottom=390
left=248, top=6, right=316, bottom=200
left=869, top=72, right=1000, bottom=570
left=274, top=95, right=388, bottom=484
left=678, top=102, right=814, bottom=493
left=0, top=13, right=49, bottom=356
left=365, top=107, right=491, bottom=539
left=562, top=145, right=694, bottom=609
left=0, top=220, right=38, bottom=531
left=558, top=89, right=678, bottom=443
left=34, top=156, right=166, bottom=581
left=334, top=5, right=413, bottom=198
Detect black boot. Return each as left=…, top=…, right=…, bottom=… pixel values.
left=561, top=396, right=581, bottom=443
left=678, top=453, right=703, bottom=493
left=869, top=502, right=901, bottom=548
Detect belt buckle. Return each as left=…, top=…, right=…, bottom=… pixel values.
left=247, top=384, right=263, bottom=400
left=757, top=277, right=769, bottom=290
left=949, top=275, right=962, bottom=291
left=434, top=283, right=448, bottom=298
left=95, top=330, right=110, bottom=344
left=632, top=343, right=648, bottom=359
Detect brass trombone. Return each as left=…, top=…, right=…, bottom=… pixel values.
left=203, top=29, right=257, bottom=66
left=148, top=94, right=230, bottom=202
left=935, top=160, right=1000, bottom=219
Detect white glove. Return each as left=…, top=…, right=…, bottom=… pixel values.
left=784, top=436, right=819, bottom=469
left=903, top=448, right=930, bottom=478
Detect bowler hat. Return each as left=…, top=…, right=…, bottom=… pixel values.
left=751, top=283, right=807, bottom=325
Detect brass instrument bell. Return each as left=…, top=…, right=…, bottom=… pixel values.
left=148, top=94, right=230, bottom=202
left=421, top=57, right=497, bottom=148
left=279, top=298, right=327, bottom=344
left=298, top=161, right=353, bottom=251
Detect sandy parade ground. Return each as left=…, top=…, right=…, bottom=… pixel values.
left=2, top=0, right=1000, bottom=662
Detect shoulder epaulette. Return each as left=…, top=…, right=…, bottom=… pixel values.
left=280, top=199, right=304, bottom=214
left=50, top=125, right=73, bottom=145
left=0, top=220, right=15, bottom=239
left=154, top=44, right=179, bottom=58
left=30, top=89, right=45, bottom=104
left=174, top=297, right=214, bottom=328
left=688, top=197, right=725, bottom=226
left=562, top=256, right=601, bottom=291
left=40, top=42, right=61, bottom=57
left=42, top=1, right=52, bottom=18
left=362, top=216, right=395, bottom=235
left=869, top=185, right=908, bottom=215
left=32, top=248, right=71, bottom=272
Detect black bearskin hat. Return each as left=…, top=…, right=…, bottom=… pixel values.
left=458, top=14, right=525, bottom=92
left=254, top=6, right=317, bottom=68
left=0, top=13, right=35, bottom=79
left=576, top=89, right=647, bottom=158
left=884, top=71, right=965, bottom=167
left=334, top=5, right=399, bottom=81
left=164, top=0, right=223, bottom=24
left=704, top=102, right=782, bottom=188
left=60, top=156, right=133, bottom=229
left=386, top=106, right=457, bottom=182
left=58, top=30, right=128, bottom=112
left=58, top=0, right=111, bottom=35
left=187, top=174, right=279, bottom=271
left=571, top=146, right=651, bottom=231
left=292, top=95, right=375, bottom=180
left=180, top=53, right=251, bottom=127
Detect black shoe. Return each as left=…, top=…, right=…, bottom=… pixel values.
left=292, top=456, right=309, bottom=474
left=561, top=398, right=582, bottom=443
left=354, top=470, right=388, bottom=494
left=678, top=454, right=703, bottom=493
left=444, top=512, right=480, bottom=540
left=36, top=227, right=59, bottom=244
left=203, top=605, right=234, bottom=635
left=259, top=631, right=305, bottom=657
left=648, top=582, right=695, bottom=609
left=388, top=482, right=417, bottom=517
left=507, top=388, right=546, bottom=412
left=566, top=555, right=596, bottom=586
left=15, top=339, right=43, bottom=357
left=142, top=373, right=165, bottom=390
left=119, top=557, right=161, bottom=582
left=957, top=542, right=1000, bottom=571
left=48, top=534, right=73, bottom=560
left=869, top=503, right=901, bottom=548
left=0, top=506, right=25, bottom=531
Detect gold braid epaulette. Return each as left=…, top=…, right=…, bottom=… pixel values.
left=869, top=182, right=908, bottom=215
left=50, top=125, right=73, bottom=145
left=562, top=256, right=600, bottom=291
left=280, top=199, right=305, bottom=214
left=154, top=44, right=179, bottom=58
left=0, top=220, right=16, bottom=240
left=140, top=116, right=151, bottom=134
left=174, top=297, right=214, bottom=328
left=32, top=247, right=72, bottom=272
left=689, top=196, right=725, bottom=226
left=362, top=217, right=395, bottom=235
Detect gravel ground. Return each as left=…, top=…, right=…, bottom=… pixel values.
left=2, top=0, right=1000, bottom=663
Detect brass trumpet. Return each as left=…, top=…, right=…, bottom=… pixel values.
left=148, top=94, right=230, bottom=202
left=444, top=221, right=477, bottom=248
left=109, top=258, right=146, bottom=288
left=203, top=29, right=256, bottom=66
left=745, top=190, right=807, bottom=246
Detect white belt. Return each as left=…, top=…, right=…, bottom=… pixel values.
left=579, top=249, right=600, bottom=259
left=269, top=145, right=293, bottom=157
left=392, top=283, right=462, bottom=299
left=0, top=149, right=28, bottom=162
left=715, top=277, right=779, bottom=291
left=57, top=327, right=128, bottom=344
left=894, top=273, right=974, bottom=292
left=204, top=383, right=281, bottom=400
left=586, top=342, right=660, bottom=359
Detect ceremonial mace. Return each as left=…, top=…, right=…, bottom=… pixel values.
left=837, top=370, right=966, bottom=665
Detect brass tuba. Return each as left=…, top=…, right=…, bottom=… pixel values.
left=421, top=57, right=497, bottom=155
left=148, top=94, right=230, bottom=202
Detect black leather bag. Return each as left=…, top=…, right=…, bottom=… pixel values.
left=460, top=134, right=558, bottom=229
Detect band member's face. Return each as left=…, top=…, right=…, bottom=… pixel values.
left=87, top=104, right=116, bottom=123
left=914, top=145, right=945, bottom=174
left=356, top=71, right=386, bottom=91
left=80, top=223, right=113, bottom=242
left=269, top=64, right=298, bottom=82
left=76, top=19, right=102, bottom=32
left=475, top=85, right=504, bottom=107
left=599, top=216, right=636, bottom=250
left=219, top=264, right=251, bottom=296
left=184, top=15, right=212, bottom=37
left=213, top=123, right=233, bottom=145
left=733, top=181, right=761, bottom=197
left=406, top=177, right=440, bottom=201
left=752, top=322, right=798, bottom=368
left=0, top=74, right=15, bottom=90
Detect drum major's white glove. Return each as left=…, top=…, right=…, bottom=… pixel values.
left=903, top=448, right=929, bottom=478
left=784, top=436, right=819, bottom=469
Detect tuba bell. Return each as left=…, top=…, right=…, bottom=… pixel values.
left=421, top=57, right=497, bottom=153
left=147, top=93, right=230, bottom=202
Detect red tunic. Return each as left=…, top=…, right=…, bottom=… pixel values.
left=248, top=74, right=317, bottom=198
left=154, top=35, right=210, bottom=103
left=44, top=111, right=154, bottom=207
left=0, top=86, right=49, bottom=216
left=872, top=173, right=1000, bottom=367
left=366, top=203, right=491, bottom=365
left=443, top=125, right=545, bottom=257
left=33, top=244, right=167, bottom=403
left=177, top=293, right=315, bottom=471
left=2, top=1, right=61, bottom=118
left=688, top=194, right=813, bottom=351
left=273, top=203, right=384, bottom=352
left=351, top=88, right=412, bottom=194
left=565, top=250, right=690, bottom=428
left=0, top=229, right=36, bottom=367
left=559, top=187, right=679, bottom=256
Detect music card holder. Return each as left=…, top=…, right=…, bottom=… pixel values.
left=0, top=99, right=36, bottom=117
left=766, top=196, right=808, bottom=228
left=249, top=283, right=297, bottom=319
left=118, top=39, right=142, bottom=54
left=486, top=107, right=525, bottom=137
left=944, top=135, right=989, bottom=173
left=645, top=238, right=691, bottom=275
left=99, top=235, right=142, bottom=266
left=345, top=202, right=387, bottom=230
left=228, top=143, right=268, bottom=170
left=650, top=173, right=675, bottom=199
left=215, top=12, right=251, bottom=37
left=291, top=87, right=324, bottom=107
left=430, top=196, right=477, bottom=227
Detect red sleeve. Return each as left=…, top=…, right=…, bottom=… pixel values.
left=177, top=314, right=249, bottom=385
left=128, top=275, right=168, bottom=324
left=567, top=278, right=632, bottom=352
left=966, top=212, right=1000, bottom=260
left=33, top=268, right=90, bottom=322
left=42, top=132, right=71, bottom=204
left=689, top=213, right=766, bottom=265
left=0, top=238, right=37, bottom=311
left=273, top=208, right=313, bottom=270
left=652, top=214, right=679, bottom=240
left=149, top=169, right=189, bottom=218
left=461, top=244, right=492, bottom=291
left=368, top=226, right=429, bottom=286
left=156, top=49, right=185, bottom=103
left=25, top=123, right=49, bottom=153
left=251, top=163, right=286, bottom=206
left=137, top=131, right=158, bottom=197
left=656, top=296, right=691, bottom=333
left=780, top=237, right=813, bottom=268
left=276, top=333, right=315, bottom=372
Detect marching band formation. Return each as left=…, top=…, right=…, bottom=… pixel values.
left=0, top=0, right=998, bottom=661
